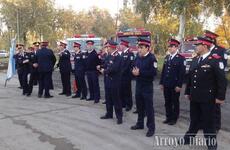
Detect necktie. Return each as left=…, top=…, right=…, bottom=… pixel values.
left=198, top=57, right=203, bottom=64
left=168, top=56, right=172, bottom=64
left=169, top=56, right=172, bottom=61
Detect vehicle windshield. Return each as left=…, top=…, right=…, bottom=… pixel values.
left=117, top=35, right=150, bottom=47
left=180, top=42, right=196, bottom=53
left=67, top=39, right=102, bottom=53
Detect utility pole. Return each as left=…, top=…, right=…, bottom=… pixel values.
left=16, top=8, right=20, bottom=43
left=115, top=0, right=120, bottom=32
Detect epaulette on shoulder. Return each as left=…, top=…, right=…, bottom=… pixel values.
left=177, top=53, right=182, bottom=57
left=114, top=51, right=119, bottom=56
left=211, top=54, right=221, bottom=59
left=208, top=56, right=212, bottom=59
left=166, top=54, right=170, bottom=58
left=218, top=45, right=225, bottom=49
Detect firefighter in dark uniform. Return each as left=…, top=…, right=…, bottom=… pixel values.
left=99, top=40, right=123, bottom=124
left=72, top=42, right=87, bottom=99
left=35, top=41, right=56, bottom=98
left=27, top=42, right=40, bottom=96
left=160, top=39, right=186, bottom=125
left=14, top=44, right=24, bottom=89
left=85, top=40, right=101, bottom=103
left=14, top=44, right=31, bottom=95
left=22, top=47, right=32, bottom=95
left=97, top=42, right=109, bottom=104
left=204, top=30, right=228, bottom=132
left=130, top=38, right=157, bottom=137
left=57, top=41, right=72, bottom=97
left=181, top=37, right=227, bottom=150
left=119, top=40, right=134, bottom=111
left=204, top=30, right=228, bottom=68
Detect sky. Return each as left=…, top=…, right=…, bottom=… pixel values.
left=55, top=0, right=124, bottom=16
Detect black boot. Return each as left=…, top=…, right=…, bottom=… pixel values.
left=117, top=118, right=123, bottom=125
left=100, top=115, right=113, bottom=119
left=130, top=124, right=144, bottom=130
left=146, top=129, right=155, bottom=137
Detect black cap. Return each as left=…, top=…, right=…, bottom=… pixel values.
left=33, top=42, right=40, bottom=46
left=86, top=40, right=94, bottom=45
left=16, top=43, right=24, bottom=48
left=168, top=38, right=180, bottom=46
left=107, top=40, right=118, bottom=48
left=137, top=38, right=151, bottom=46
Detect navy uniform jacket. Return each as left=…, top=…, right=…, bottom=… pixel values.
left=104, top=52, right=122, bottom=88
left=14, top=53, right=24, bottom=74
left=100, top=53, right=110, bottom=71
left=160, top=53, right=186, bottom=88
left=29, top=52, right=38, bottom=73
left=185, top=54, right=227, bottom=103
left=73, top=52, right=87, bottom=76
left=210, top=45, right=228, bottom=68
left=99, top=53, right=108, bottom=69
left=36, top=48, right=56, bottom=73
left=100, top=53, right=110, bottom=89
left=134, top=53, right=157, bottom=84
left=58, top=49, right=71, bottom=73
left=14, top=52, right=31, bottom=73
left=120, top=49, right=135, bottom=81
left=85, top=50, right=100, bottom=72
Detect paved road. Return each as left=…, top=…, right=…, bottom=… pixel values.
left=53, top=71, right=230, bottom=132
left=0, top=71, right=229, bottom=150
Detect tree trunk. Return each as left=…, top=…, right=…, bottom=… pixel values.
left=222, top=18, right=230, bottom=47
left=23, top=32, right=27, bottom=45
left=177, top=8, right=186, bottom=42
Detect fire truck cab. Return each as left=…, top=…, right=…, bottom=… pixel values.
left=66, top=34, right=103, bottom=53
left=179, top=38, right=197, bottom=73
left=116, top=28, right=151, bottom=55
left=66, top=34, right=103, bottom=70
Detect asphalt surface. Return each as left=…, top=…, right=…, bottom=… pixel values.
left=53, top=70, right=230, bottom=132
left=0, top=70, right=229, bottom=150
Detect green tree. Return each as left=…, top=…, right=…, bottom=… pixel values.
left=0, top=0, right=55, bottom=45
left=119, top=8, right=145, bottom=31
left=215, top=13, right=230, bottom=47
left=134, top=0, right=227, bottom=41
left=89, top=7, right=116, bottom=38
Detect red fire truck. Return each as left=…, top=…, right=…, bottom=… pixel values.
left=179, top=37, right=197, bottom=73
left=67, top=34, right=103, bottom=53
left=66, top=34, right=103, bottom=70
left=116, top=28, right=151, bottom=54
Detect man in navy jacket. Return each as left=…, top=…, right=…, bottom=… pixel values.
left=57, top=41, right=72, bottom=97
left=160, top=39, right=186, bottom=125
left=35, top=41, right=56, bottom=98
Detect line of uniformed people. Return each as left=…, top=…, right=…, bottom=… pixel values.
left=56, top=40, right=100, bottom=102
left=14, top=38, right=157, bottom=138
left=57, top=40, right=101, bottom=103
left=160, top=30, right=228, bottom=131
left=14, top=41, right=57, bottom=98
left=14, top=40, right=101, bottom=100
left=13, top=30, right=227, bottom=143
left=14, top=42, right=41, bottom=96
left=158, top=30, right=227, bottom=150
left=97, top=38, right=157, bottom=137
left=62, top=31, right=227, bottom=140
